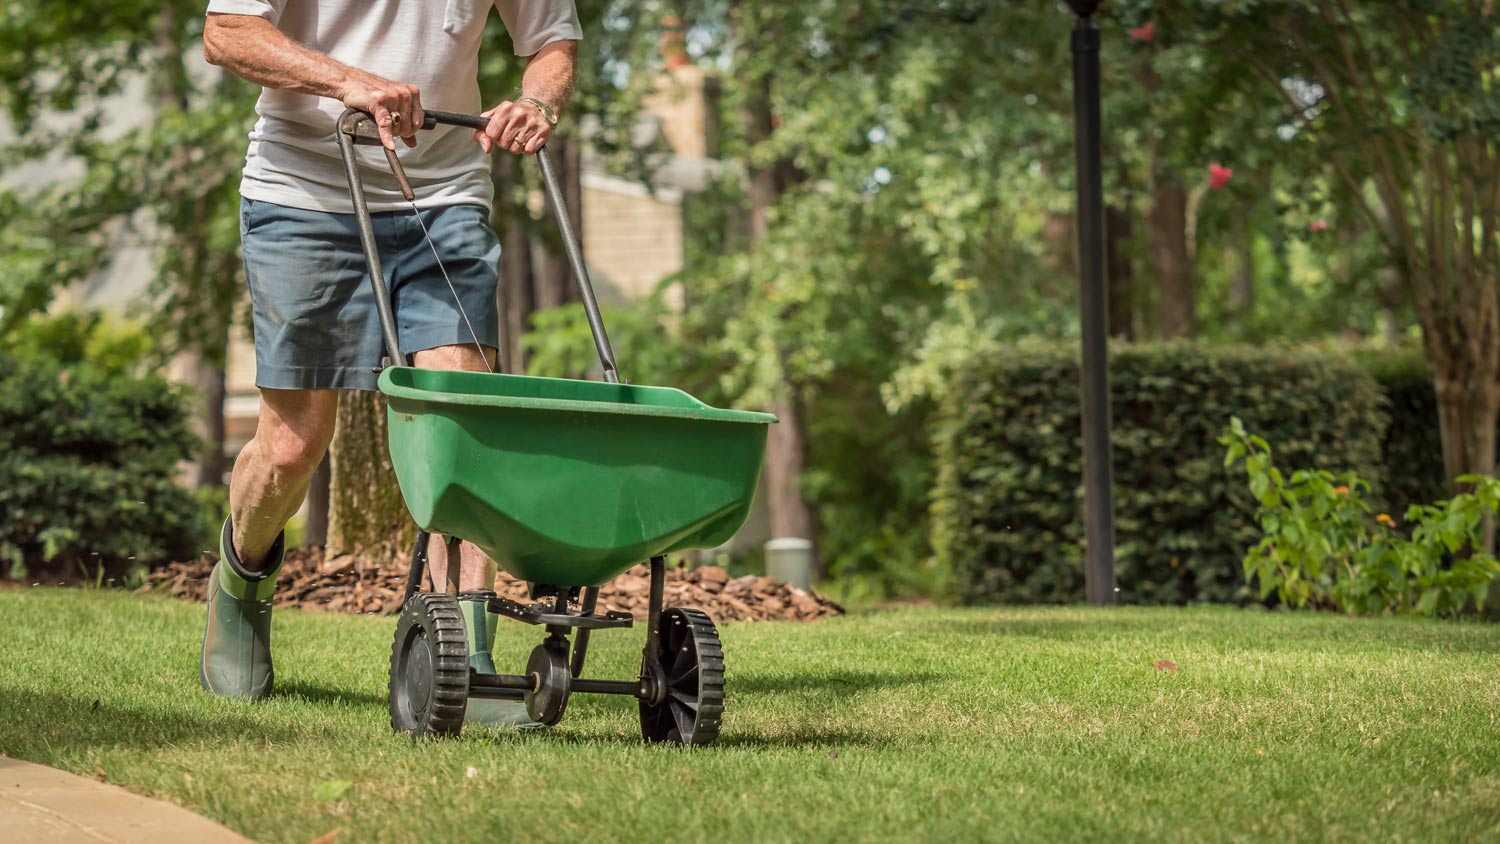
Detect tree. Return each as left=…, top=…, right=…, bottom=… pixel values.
left=632, top=1, right=1085, bottom=586
left=0, top=3, right=250, bottom=489
left=1167, top=0, right=1500, bottom=490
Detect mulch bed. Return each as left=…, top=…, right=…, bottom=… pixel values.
left=148, top=547, right=843, bottom=623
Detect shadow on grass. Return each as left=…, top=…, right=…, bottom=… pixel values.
left=272, top=679, right=386, bottom=708
left=925, top=610, right=1500, bottom=655
left=0, top=685, right=307, bottom=755
left=483, top=723, right=892, bottom=750
left=728, top=669, right=940, bottom=697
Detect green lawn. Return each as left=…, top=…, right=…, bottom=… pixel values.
left=2, top=590, right=1498, bottom=843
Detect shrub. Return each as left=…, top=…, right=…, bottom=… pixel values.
left=0, top=344, right=202, bottom=582
left=932, top=342, right=1387, bottom=605
left=1222, top=418, right=1498, bottom=617
left=1357, top=347, right=1450, bottom=516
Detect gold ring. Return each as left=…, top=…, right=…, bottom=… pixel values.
left=389, top=111, right=402, bottom=126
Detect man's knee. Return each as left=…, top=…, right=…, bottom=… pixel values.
left=411, top=343, right=496, bottom=372
left=251, top=390, right=337, bottom=479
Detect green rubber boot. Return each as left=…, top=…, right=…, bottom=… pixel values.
left=200, top=517, right=284, bottom=700
left=458, top=592, right=540, bottom=729
left=459, top=594, right=499, bottom=675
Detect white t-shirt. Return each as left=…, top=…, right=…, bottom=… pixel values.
left=205, top=0, right=581, bottom=212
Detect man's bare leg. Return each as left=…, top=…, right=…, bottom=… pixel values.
left=202, top=387, right=337, bottom=700
left=412, top=343, right=498, bottom=592
left=231, top=388, right=340, bottom=569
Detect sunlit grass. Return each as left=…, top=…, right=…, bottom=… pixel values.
left=2, top=589, right=1498, bottom=843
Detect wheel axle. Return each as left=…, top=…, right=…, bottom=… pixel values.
left=390, top=554, right=726, bottom=745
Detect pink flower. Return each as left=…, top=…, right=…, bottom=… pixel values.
left=1128, top=21, right=1155, bottom=43
left=1309, top=219, right=1330, bottom=233
left=1208, top=164, right=1233, bottom=190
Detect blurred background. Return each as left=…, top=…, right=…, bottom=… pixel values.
left=2, top=1, right=1495, bottom=610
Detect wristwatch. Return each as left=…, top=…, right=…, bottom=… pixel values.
left=518, top=97, right=559, bottom=127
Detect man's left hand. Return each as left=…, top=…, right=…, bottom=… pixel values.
left=474, top=100, right=553, bottom=155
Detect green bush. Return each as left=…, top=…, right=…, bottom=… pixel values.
left=0, top=341, right=202, bottom=582
left=1223, top=418, right=1498, bottom=617
left=932, top=342, right=1388, bottom=605
left=1357, top=347, right=1449, bottom=516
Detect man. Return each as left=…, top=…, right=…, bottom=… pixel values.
left=198, top=0, right=579, bottom=711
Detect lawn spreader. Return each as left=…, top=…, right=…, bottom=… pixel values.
left=336, top=108, right=775, bottom=746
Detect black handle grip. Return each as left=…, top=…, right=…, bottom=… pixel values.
left=422, top=110, right=492, bottom=131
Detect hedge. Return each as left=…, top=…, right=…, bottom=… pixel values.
left=1357, top=348, right=1449, bottom=518
left=0, top=351, right=202, bottom=581
left=932, top=343, right=1388, bottom=605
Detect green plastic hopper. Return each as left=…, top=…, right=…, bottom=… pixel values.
left=379, top=366, right=776, bottom=587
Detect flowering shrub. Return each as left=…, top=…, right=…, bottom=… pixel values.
left=1222, top=417, right=1500, bottom=617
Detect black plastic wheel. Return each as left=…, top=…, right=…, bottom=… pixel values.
left=524, top=635, right=572, bottom=726
left=389, top=592, right=469, bottom=737
left=639, top=608, right=724, bottom=746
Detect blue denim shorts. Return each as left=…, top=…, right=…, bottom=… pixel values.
left=240, top=198, right=500, bottom=391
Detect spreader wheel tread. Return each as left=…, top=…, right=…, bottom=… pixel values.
left=389, top=592, right=469, bottom=737
left=640, top=607, right=725, bottom=746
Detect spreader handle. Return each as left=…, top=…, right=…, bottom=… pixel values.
left=337, top=107, right=621, bottom=382
left=425, top=110, right=620, bottom=383
left=422, top=110, right=491, bottom=131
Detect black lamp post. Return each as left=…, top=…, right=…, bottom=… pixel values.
left=1066, top=0, right=1118, bottom=605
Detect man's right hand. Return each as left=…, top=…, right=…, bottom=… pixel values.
left=204, top=15, right=427, bottom=151
left=340, top=75, right=425, bottom=150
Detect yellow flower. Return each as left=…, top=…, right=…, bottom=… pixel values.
left=1377, top=513, right=1397, bottom=527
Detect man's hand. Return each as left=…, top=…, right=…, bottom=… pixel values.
left=474, top=100, right=554, bottom=155
left=204, top=15, right=427, bottom=152
left=341, top=75, right=425, bottom=150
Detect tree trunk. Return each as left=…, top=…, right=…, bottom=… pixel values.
left=1148, top=181, right=1195, bottom=339
left=1043, top=210, right=1075, bottom=276
left=1432, top=369, right=1500, bottom=493
left=304, top=454, right=331, bottom=547
left=765, top=395, right=816, bottom=538
left=535, top=131, right=583, bottom=311
left=1105, top=203, right=1134, bottom=340
left=327, top=392, right=413, bottom=558
left=491, top=151, right=535, bottom=373
left=739, top=31, right=821, bottom=574
left=172, top=351, right=228, bottom=488
left=1228, top=208, right=1255, bottom=314
left=194, top=357, right=228, bottom=487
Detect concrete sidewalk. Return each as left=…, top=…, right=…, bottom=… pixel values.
left=0, top=755, right=251, bottom=843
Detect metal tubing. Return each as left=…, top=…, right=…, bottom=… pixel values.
left=335, top=118, right=404, bottom=367
left=340, top=107, right=617, bottom=382
left=645, top=556, right=665, bottom=656
left=536, top=146, right=621, bottom=383
left=568, top=586, right=599, bottom=678
left=467, top=687, right=526, bottom=701
left=403, top=530, right=430, bottom=599
left=571, top=678, right=641, bottom=697
left=442, top=536, right=462, bottom=597
left=469, top=671, right=537, bottom=691
left=1070, top=11, right=1118, bottom=605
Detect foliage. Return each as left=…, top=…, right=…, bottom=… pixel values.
left=0, top=320, right=202, bottom=582
left=1356, top=347, right=1450, bottom=518
left=1156, top=0, right=1500, bottom=485
left=932, top=342, right=1388, bottom=605
left=0, top=5, right=250, bottom=363
left=1222, top=418, right=1500, bottom=617
left=8, top=311, right=153, bottom=375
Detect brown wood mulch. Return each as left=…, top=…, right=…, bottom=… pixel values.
left=147, top=547, right=843, bottom=622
